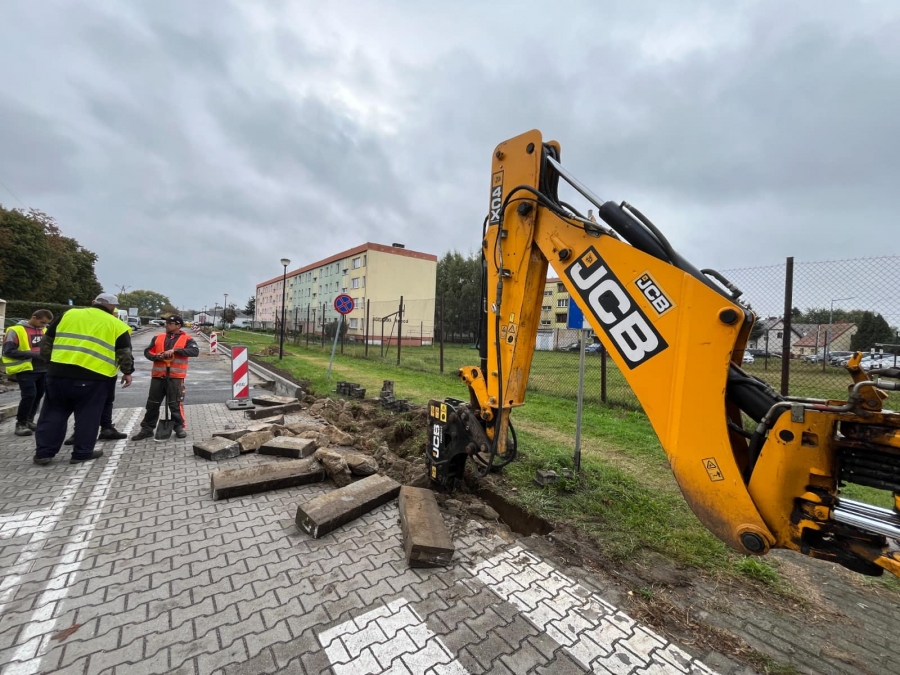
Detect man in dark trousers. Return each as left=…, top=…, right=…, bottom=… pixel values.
left=2, top=309, right=53, bottom=436
left=34, top=294, right=134, bottom=465
left=131, top=315, right=199, bottom=440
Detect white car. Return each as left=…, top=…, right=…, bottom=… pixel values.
left=149, top=319, right=165, bottom=327
left=742, top=353, right=755, bottom=365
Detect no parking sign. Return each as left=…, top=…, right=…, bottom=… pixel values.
left=334, top=294, right=354, bottom=315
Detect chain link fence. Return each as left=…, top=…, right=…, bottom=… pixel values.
left=241, top=255, right=899, bottom=411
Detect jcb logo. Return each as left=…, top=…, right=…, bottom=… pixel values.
left=489, top=171, right=504, bottom=224
left=635, top=272, right=674, bottom=316
left=565, top=247, right=668, bottom=369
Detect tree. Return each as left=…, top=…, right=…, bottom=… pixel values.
left=244, top=297, right=256, bottom=316
left=324, top=318, right=348, bottom=339
left=125, top=290, right=173, bottom=315
left=850, top=312, right=896, bottom=352
left=434, top=250, right=482, bottom=341
left=221, top=303, right=237, bottom=327
left=0, top=205, right=103, bottom=304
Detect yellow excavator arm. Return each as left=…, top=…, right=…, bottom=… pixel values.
left=426, top=129, right=900, bottom=578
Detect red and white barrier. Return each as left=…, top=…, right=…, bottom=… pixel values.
left=209, top=332, right=218, bottom=354
left=231, top=346, right=250, bottom=400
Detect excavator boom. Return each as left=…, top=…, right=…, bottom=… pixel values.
left=426, top=129, right=900, bottom=578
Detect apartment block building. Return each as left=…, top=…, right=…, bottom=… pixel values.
left=255, top=243, right=437, bottom=344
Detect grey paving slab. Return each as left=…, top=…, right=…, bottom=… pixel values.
left=1, top=396, right=745, bottom=675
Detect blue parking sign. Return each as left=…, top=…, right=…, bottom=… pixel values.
left=567, top=301, right=590, bottom=330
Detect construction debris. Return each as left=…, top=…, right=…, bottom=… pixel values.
left=379, top=380, right=410, bottom=412
left=237, top=429, right=274, bottom=454
left=398, top=486, right=454, bottom=567
left=314, top=448, right=353, bottom=487
left=250, top=416, right=285, bottom=427
left=345, top=452, right=378, bottom=476
left=212, top=428, right=251, bottom=441
left=193, top=437, right=241, bottom=461
left=259, top=436, right=318, bottom=459
left=336, top=381, right=366, bottom=399
left=246, top=401, right=302, bottom=420
left=295, top=474, right=401, bottom=538
left=211, top=457, right=326, bottom=500
left=533, top=469, right=559, bottom=487
left=252, top=394, right=298, bottom=407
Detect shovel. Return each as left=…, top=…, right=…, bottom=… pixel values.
left=155, top=369, right=175, bottom=441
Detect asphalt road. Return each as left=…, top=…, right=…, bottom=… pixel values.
left=115, top=327, right=266, bottom=407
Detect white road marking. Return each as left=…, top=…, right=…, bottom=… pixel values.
left=467, top=547, right=717, bottom=675
left=318, top=598, right=471, bottom=675
left=1, top=408, right=142, bottom=675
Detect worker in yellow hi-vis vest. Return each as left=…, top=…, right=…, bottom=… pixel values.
left=33, top=294, right=135, bottom=466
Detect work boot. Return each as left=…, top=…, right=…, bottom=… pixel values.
left=175, top=429, right=187, bottom=439
left=131, top=428, right=154, bottom=441
left=64, top=435, right=74, bottom=446
left=26, top=419, right=37, bottom=431
left=99, top=427, right=128, bottom=441
left=33, top=456, right=52, bottom=466
left=70, top=450, right=104, bottom=464
left=15, top=423, right=33, bottom=436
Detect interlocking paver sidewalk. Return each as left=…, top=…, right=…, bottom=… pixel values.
left=0, top=401, right=745, bottom=675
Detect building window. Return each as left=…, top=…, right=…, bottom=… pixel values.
left=351, top=277, right=360, bottom=289
left=349, top=318, right=358, bottom=329
left=363, top=254, right=366, bottom=266
left=556, top=313, right=567, bottom=324
left=540, top=319, right=552, bottom=326
left=557, top=298, right=569, bottom=308
left=776, top=331, right=783, bottom=339
left=544, top=290, right=552, bottom=296
left=542, top=305, right=551, bottom=311
left=557, top=283, right=565, bottom=293
left=352, top=257, right=361, bottom=269
left=361, top=276, right=365, bottom=288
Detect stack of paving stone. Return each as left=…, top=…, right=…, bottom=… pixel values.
left=336, top=381, right=366, bottom=399
left=379, top=380, right=410, bottom=412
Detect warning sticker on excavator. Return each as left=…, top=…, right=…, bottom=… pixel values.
left=505, top=323, right=517, bottom=344
left=702, top=457, right=724, bottom=482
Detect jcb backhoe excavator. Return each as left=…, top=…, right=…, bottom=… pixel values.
left=426, top=129, right=900, bottom=578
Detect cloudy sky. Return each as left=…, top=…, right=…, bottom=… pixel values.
left=2, top=0, right=899, bottom=313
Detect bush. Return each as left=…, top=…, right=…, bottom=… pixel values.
left=3, top=299, right=88, bottom=321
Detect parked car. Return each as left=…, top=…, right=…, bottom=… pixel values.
left=149, top=319, right=165, bottom=327
left=742, top=353, right=755, bottom=365
left=126, top=316, right=141, bottom=330
left=746, top=348, right=766, bottom=357
left=3, top=317, right=27, bottom=329
left=585, top=343, right=603, bottom=354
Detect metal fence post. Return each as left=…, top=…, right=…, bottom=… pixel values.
left=365, top=299, right=370, bottom=357
left=397, top=296, right=403, bottom=366
left=781, top=256, right=794, bottom=396
left=440, top=295, right=444, bottom=374
left=600, top=343, right=608, bottom=403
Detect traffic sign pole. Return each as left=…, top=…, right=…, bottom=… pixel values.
left=327, top=295, right=355, bottom=381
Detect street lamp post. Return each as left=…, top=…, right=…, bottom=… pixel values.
left=825, top=296, right=855, bottom=368
left=279, top=258, right=290, bottom=360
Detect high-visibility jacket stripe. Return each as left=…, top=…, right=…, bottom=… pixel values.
left=52, top=344, right=117, bottom=366
left=55, top=331, right=116, bottom=352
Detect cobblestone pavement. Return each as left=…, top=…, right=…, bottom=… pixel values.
left=0, top=394, right=750, bottom=675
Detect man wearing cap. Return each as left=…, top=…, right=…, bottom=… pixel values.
left=131, top=315, right=199, bottom=441
left=33, top=294, right=135, bottom=465
left=3, top=309, right=54, bottom=436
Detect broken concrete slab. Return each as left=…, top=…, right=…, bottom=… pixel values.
left=325, top=427, right=354, bottom=446
left=246, top=402, right=303, bottom=420
left=211, top=458, right=326, bottom=500
left=295, top=474, right=400, bottom=538
left=251, top=415, right=284, bottom=427
left=399, top=486, right=455, bottom=567
left=237, top=429, right=274, bottom=454
left=314, top=448, right=352, bottom=487
left=345, top=453, right=378, bottom=476
left=259, top=436, right=318, bottom=459
left=193, top=437, right=241, bottom=461
left=285, top=422, right=325, bottom=436
left=212, top=428, right=251, bottom=441
left=252, top=394, right=298, bottom=407
left=533, top=469, right=559, bottom=487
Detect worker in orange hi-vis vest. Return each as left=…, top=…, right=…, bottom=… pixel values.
left=131, top=315, right=199, bottom=440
